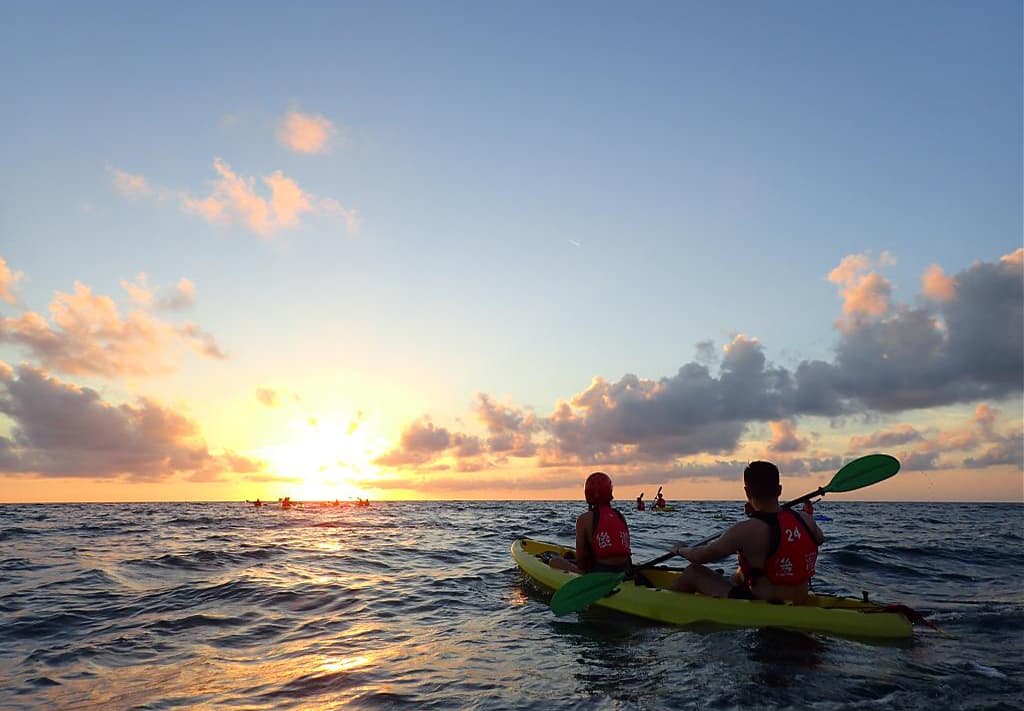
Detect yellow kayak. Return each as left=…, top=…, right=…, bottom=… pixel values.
left=512, top=537, right=913, bottom=639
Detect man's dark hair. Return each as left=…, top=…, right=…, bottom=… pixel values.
left=743, top=460, right=780, bottom=498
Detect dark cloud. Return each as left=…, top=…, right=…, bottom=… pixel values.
left=374, top=252, right=1022, bottom=477
left=901, top=451, right=943, bottom=472
left=963, top=440, right=1023, bottom=468
left=849, top=425, right=923, bottom=450
left=374, top=418, right=453, bottom=466
left=825, top=253, right=1023, bottom=411
left=0, top=363, right=264, bottom=480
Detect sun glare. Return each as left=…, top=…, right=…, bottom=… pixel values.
left=259, top=417, right=386, bottom=501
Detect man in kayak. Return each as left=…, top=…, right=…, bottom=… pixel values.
left=636, top=493, right=645, bottom=511
left=654, top=490, right=666, bottom=509
left=669, top=461, right=824, bottom=603
left=546, top=472, right=632, bottom=574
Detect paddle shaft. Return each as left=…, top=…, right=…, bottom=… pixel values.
left=633, top=487, right=825, bottom=570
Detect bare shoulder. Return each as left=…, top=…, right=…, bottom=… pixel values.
left=722, top=518, right=758, bottom=543
left=729, top=518, right=766, bottom=542
left=576, top=510, right=594, bottom=529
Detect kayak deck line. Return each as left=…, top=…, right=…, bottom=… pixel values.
left=512, top=537, right=914, bottom=640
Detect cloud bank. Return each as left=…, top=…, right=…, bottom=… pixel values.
left=374, top=250, right=1024, bottom=479
left=0, top=271, right=224, bottom=378
left=0, top=363, right=263, bottom=481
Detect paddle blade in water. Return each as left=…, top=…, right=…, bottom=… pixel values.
left=550, top=572, right=624, bottom=616
left=825, top=454, right=900, bottom=493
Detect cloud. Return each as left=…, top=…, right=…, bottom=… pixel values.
left=880, top=404, right=1022, bottom=472
left=0, top=279, right=225, bottom=378
left=0, top=363, right=264, bottom=480
left=112, top=169, right=153, bottom=198
left=182, top=159, right=355, bottom=236
left=0, top=256, right=23, bottom=304
left=121, top=274, right=195, bottom=310
left=849, top=424, right=923, bottom=450
left=768, top=419, right=808, bottom=453
left=372, top=251, right=1023, bottom=475
left=922, top=264, right=957, bottom=302
left=255, top=388, right=280, bottom=407
left=821, top=248, right=1024, bottom=411
left=277, top=110, right=337, bottom=154
left=827, top=251, right=896, bottom=332
left=374, top=417, right=457, bottom=466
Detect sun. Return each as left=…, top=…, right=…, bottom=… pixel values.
left=260, top=417, right=386, bottom=501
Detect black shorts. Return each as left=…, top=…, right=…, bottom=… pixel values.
left=728, top=584, right=755, bottom=600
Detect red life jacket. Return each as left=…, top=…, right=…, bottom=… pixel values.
left=589, top=505, right=631, bottom=562
left=738, top=509, right=818, bottom=586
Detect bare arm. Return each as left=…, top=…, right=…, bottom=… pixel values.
left=672, top=523, right=744, bottom=565
left=798, top=510, right=825, bottom=545
left=574, top=512, right=593, bottom=569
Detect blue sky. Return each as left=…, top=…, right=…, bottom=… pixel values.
left=0, top=2, right=1021, bottom=501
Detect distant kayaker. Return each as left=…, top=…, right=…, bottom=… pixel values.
left=636, top=493, right=645, bottom=511
left=669, top=461, right=824, bottom=604
left=546, top=472, right=632, bottom=574
left=654, top=490, right=666, bottom=509
left=247, top=498, right=263, bottom=508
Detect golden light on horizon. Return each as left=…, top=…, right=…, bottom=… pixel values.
left=257, top=416, right=389, bottom=501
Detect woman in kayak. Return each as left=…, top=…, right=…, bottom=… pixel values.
left=669, top=461, right=824, bottom=603
left=547, top=472, right=632, bottom=574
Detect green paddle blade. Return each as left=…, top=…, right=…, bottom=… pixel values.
left=825, top=454, right=900, bottom=493
left=550, top=572, right=625, bottom=616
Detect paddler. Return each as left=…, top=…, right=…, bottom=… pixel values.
left=654, top=490, right=666, bottom=509
left=546, top=472, right=632, bottom=574
left=636, top=492, right=645, bottom=511
left=669, top=461, right=824, bottom=603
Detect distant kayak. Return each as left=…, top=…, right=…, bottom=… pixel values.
left=649, top=505, right=677, bottom=513
left=512, top=537, right=912, bottom=639
left=814, top=514, right=833, bottom=522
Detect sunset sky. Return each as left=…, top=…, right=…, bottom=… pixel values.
left=1, top=2, right=1021, bottom=503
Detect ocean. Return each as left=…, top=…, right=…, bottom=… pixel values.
left=1, top=501, right=1021, bottom=710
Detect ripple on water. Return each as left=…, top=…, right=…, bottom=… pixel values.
left=0, top=501, right=1021, bottom=710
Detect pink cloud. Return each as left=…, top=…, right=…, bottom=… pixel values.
left=0, top=256, right=23, bottom=304
left=183, top=159, right=353, bottom=236
left=849, top=424, right=923, bottom=450
left=922, top=264, right=957, bottom=302
left=277, top=110, right=337, bottom=154
left=1001, top=247, right=1023, bottom=267
left=113, top=169, right=152, bottom=198
left=121, top=274, right=195, bottom=310
left=826, top=252, right=900, bottom=333
left=768, top=419, right=808, bottom=453
left=0, top=280, right=225, bottom=377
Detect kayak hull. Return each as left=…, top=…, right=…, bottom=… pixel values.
left=511, top=537, right=912, bottom=639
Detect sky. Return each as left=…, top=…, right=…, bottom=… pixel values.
left=0, top=1, right=1021, bottom=503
